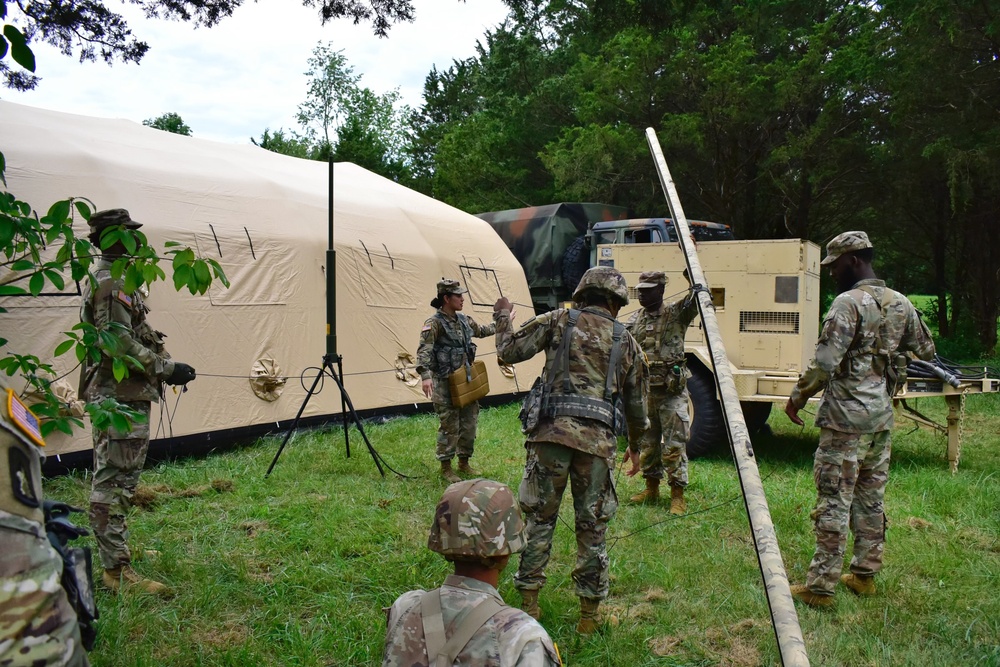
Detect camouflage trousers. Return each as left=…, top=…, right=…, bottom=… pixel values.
left=0, top=515, right=89, bottom=667
left=805, top=428, right=891, bottom=595
left=432, top=384, right=479, bottom=461
left=89, top=400, right=151, bottom=570
left=638, top=387, right=690, bottom=487
left=514, top=442, right=618, bottom=600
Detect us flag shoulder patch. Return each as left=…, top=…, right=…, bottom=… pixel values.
left=6, top=388, right=44, bottom=448
left=115, top=290, right=134, bottom=308
left=422, top=324, right=432, bottom=332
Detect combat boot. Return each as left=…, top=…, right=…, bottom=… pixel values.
left=440, top=460, right=461, bottom=483
left=103, top=565, right=170, bottom=597
left=789, top=584, right=834, bottom=608
left=577, top=597, right=603, bottom=634
left=457, top=458, right=479, bottom=477
left=520, top=589, right=541, bottom=620
left=841, top=573, right=876, bottom=596
left=669, top=485, right=687, bottom=515
left=629, top=478, right=660, bottom=504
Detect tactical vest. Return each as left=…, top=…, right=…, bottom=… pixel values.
left=843, top=284, right=907, bottom=395
left=633, top=308, right=687, bottom=390
left=431, top=312, right=476, bottom=378
left=537, top=309, right=627, bottom=434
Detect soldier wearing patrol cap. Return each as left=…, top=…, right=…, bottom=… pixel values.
left=79, top=208, right=197, bottom=596
left=416, top=278, right=496, bottom=483
left=0, top=385, right=90, bottom=666
left=624, top=270, right=700, bottom=514
left=381, top=478, right=561, bottom=666
left=493, top=266, right=648, bottom=634
left=785, top=231, right=936, bottom=607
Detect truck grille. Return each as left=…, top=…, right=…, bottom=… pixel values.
left=739, top=311, right=800, bottom=334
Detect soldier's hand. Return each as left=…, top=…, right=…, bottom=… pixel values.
left=494, top=297, right=513, bottom=313
left=784, top=398, right=804, bottom=426
left=166, top=362, right=197, bottom=386
left=421, top=378, right=433, bottom=399
left=625, top=447, right=641, bottom=477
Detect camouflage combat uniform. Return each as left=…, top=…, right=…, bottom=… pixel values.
left=789, top=278, right=935, bottom=595
left=79, top=258, right=176, bottom=571
left=416, top=310, right=495, bottom=463
left=382, top=575, right=560, bottom=666
left=495, top=305, right=647, bottom=601
left=0, top=389, right=89, bottom=667
left=625, top=289, right=698, bottom=487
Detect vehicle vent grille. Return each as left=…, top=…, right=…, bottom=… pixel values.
left=740, top=311, right=799, bottom=334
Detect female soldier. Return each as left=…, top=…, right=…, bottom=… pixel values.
left=417, top=279, right=496, bottom=482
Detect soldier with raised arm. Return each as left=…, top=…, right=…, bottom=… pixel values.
left=493, top=267, right=648, bottom=634
left=784, top=231, right=935, bottom=607
left=624, top=271, right=700, bottom=514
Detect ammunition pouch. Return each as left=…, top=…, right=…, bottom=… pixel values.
left=519, top=376, right=548, bottom=434
left=44, top=500, right=98, bottom=651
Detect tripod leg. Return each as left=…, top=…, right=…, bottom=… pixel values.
left=326, top=363, right=386, bottom=478
left=265, top=366, right=325, bottom=478
left=339, top=356, right=350, bottom=458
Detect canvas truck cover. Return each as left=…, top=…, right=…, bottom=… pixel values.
left=0, top=101, right=543, bottom=456
left=476, top=203, right=629, bottom=311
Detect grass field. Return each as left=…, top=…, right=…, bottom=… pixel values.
left=45, top=393, right=999, bottom=666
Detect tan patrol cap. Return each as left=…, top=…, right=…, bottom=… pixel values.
left=89, top=208, right=142, bottom=234
left=436, top=278, right=467, bottom=295
left=821, top=231, right=872, bottom=266
left=636, top=271, right=666, bottom=289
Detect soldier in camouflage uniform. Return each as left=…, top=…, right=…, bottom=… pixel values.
left=624, top=271, right=699, bottom=514
left=382, top=478, right=561, bottom=667
left=785, top=231, right=935, bottom=607
left=417, top=279, right=496, bottom=483
left=493, top=267, right=648, bottom=634
left=1, top=385, right=90, bottom=666
left=79, top=209, right=197, bottom=596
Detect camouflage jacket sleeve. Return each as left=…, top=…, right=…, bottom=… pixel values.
left=466, top=314, right=497, bottom=338
left=899, top=301, right=936, bottom=361
left=92, top=278, right=174, bottom=382
left=790, top=294, right=858, bottom=408
left=675, top=288, right=701, bottom=328
left=622, top=331, right=650, bottom=447
left=416, top=316, right=439, bottom=381
left=493, top=309, right=556, bottom=365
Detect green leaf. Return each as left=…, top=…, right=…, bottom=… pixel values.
left=28, top=272, right=44, bottom=296
left=173, top=263, right=191, bottom=291
left=43, top=269, right=65, bottom=290
left=0, top=37, right=6, bottom=61
left=193, top=259, right=211, bottom=284
left=53, top=339, right=75, bottom=357
left=10, top=259, right=34, bottom=271
left=112, top=358, right=126, bottom=382
left=46, top=199, right=71, bottom=223
left=124, top=263, right=141, bottom=294
left=207, top=259, right=231, bottom=288
left=0, top=284, right=26, bottom=296
left=110, top=413, right=130, bottom=436
left=74, top=200, right=92, bottom=221
left=3, top=25, right=35, bottom=73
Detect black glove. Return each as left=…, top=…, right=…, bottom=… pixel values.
left=166, top=362, right=197, bottom=386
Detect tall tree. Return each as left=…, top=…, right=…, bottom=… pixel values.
left=143, top=112, right=193, bottom=136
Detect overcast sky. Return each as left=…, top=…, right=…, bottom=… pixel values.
left=3, top=0, right=510, bottom=144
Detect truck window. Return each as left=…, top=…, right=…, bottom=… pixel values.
left=594, top=231, right=617, bottom=245
left=625, top=228, right=663, bottom=244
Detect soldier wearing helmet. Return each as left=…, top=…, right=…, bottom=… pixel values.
left=492, top=267, right=648, bottom=634
left=624, top=270, right=701, bottom=514
left=416, top=278, right=496, bottom=483
left=382, top=479, right=561, bottom=666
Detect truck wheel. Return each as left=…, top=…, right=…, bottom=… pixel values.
left=561, top=236, right=589, bottom=294
left=685, top=364, right=774, bottom=458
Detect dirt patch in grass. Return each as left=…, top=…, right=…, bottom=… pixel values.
left=649, top=634, right=682, bottom=656
left=194, top=621, right=250, bottom=648
left=906, top=516, right=933, bottom=530
left=240, top=520, right=269, bottom=538
left=133, top=479, right=235, bottom=509
left=703, top=619, right=763, bottom=667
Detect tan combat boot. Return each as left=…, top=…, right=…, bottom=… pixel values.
left=103, top=565, right=170, bottom=597
left=669, top=485, right=687, bottom=515
left=440, top=460, right=461, bottom=483
left=841, top=573, right=876, bottom=596
left=577, top=597, right=603, bottom=634
left=457, top=458, right=479, bottom=477
left=629, top=478, right=660, bottom=504
left=789, top=584, right=834, bottom=608
left=520, top=589, right=541, bottom=620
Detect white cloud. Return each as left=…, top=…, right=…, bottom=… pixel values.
left=3, top=0, right=508, bottom=144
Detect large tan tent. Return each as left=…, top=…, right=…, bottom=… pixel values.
left=0, top=101, right=542, bottom=459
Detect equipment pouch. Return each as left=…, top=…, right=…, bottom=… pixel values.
left=519, top=376, right=548, bottom=434
left=44, top=501, right=98, bottom=651
left=611, top=395, right=626, bottom=437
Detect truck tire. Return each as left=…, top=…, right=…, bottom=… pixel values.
left=561, top=236, right=589, bottom=294
left=684, top=362, right=773, bottom=458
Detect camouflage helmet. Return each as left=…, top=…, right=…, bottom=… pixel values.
left=436, top=278, right=467, bottom=296
left=821, top=231, right=873, bottom=266
left=427, top=478, right=526, bottom=558
left=572, top=266, right=629, bottom=306
left=88, top=208, right=142, bottom=234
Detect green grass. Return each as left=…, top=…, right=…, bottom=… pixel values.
left=45, top=396, right=1000, bottom=666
